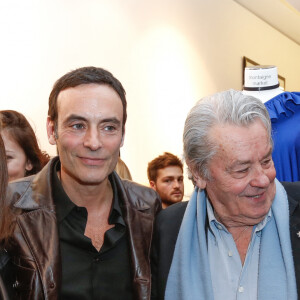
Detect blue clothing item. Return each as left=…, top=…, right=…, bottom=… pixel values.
left=207, top=200, right=271, bottom=300
left=164, top=179, right=297, bottom=300
left=265, top=92, right=300, bottom=181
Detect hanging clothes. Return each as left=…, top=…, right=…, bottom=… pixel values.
left=265, top=92, right=300, bottom=182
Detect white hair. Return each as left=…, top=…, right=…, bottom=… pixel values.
left=183, top=89, right=272, bottom=179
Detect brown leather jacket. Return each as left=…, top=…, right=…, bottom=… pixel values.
left=2, top=157, right=161, bottom=300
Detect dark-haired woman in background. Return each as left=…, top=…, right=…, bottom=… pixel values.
left=0, top=110, right=50, bottom=181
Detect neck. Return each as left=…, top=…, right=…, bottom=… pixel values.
left=58, top=170, right=113, bottom=211
left=162, top=202, right=169, bottom=209
left=213, top=209, right=255, bottom=264
left=213, top=209, right=259, bottom=232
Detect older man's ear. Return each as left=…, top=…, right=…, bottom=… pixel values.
left=193, top=173, right=207, bottom=190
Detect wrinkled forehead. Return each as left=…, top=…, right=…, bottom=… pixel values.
left=209, top=120, right=272, bottom=160
left=56, top=84, right=124, bottom=120
left=57, top=83, right=121, bottom=105
left=211, top=119, right=270, bottom=144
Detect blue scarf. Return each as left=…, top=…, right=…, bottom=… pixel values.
left=165, top=179, right=297, bottom=300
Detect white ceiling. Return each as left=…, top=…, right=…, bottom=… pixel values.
left=234, top=0, right=300, bottom=45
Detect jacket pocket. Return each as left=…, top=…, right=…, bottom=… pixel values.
left=12, top=259, right=38, bottom=299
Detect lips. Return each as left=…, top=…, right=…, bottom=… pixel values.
left=79, top=156, right=106, bottom=166
left=172, top=191, right=182, bottom=196
left=247, top=194, right=261, bottom=198
left=245, top=192, right=265, bottom=201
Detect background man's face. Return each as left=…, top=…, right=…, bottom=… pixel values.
left=47, top=83, right=124, bottom=185
left=151, top=166, right=184, bottom=208
left=197, top=120, right=276, bottom=227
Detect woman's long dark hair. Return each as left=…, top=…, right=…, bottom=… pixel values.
left=0, top=111, right=50, bottom=243
left=0, top=110, right=50, bottom=175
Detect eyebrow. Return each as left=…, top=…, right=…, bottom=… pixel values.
left=261, top=148, right=273, bottom=161
left=101, top=118, right=121, bottom=126
left=162, top=176, right=183, bottom=180
left=227, top=147, right=273, bottom=171
left=62, top=115, right=121, bottom=126
left=63, top=115, right=86, bottom=125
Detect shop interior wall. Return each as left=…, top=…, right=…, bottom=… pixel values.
left=1, top=0, right=300, bottom=197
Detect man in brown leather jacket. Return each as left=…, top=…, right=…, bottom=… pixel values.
left=0, top=67, right=161, bottom=299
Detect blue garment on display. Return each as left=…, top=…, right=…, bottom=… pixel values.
left=265, top=92, right=300, bottom=181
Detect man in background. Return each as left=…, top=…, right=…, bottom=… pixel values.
left=147, top=152, right=184, bottom=208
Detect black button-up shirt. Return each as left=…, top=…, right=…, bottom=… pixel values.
left=52, top=161, right=133, bottom=299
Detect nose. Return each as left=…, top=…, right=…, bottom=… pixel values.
left=250, top=166, right=270, bottom=188
left=83, top=127, right=102, bottom=151
left=173, top=180, right=180, bottom=188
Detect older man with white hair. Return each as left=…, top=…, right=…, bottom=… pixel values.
left=151, top=89, right=300, bottom=300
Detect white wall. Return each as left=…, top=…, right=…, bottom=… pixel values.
left=1, top=0, right=300, bottom=197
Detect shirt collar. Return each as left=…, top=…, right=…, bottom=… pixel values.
left=207, top=197, right=218, bottom=225
left=206, top=196, right=272, bottom=233
left=52, top=161, right=74, bottom=222
left=109, top=172, right=125, bottom=226
left=256, top=208, right=272, bottom=232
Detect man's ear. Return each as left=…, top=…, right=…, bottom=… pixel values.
left=192, top=172, right=207, bottom=189
left=149, top=181, right=157, bottom=190
left=47, top=117, right=57, bottom=145
left=120, top=127, right=125, bottom=147
left=194, top=176, right=207, bottom=189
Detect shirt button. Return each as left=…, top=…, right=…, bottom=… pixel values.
left=217, top=224, right=222, bottom=230
left=228, top=251, right=233, bottom=257
left=49, top=282, right=55, bottom=289
left=238, top=286, right=244, bottom=293
left=94, top=257, right=100, bottom=262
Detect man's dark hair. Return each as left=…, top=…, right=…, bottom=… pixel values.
left=48, top=66, right=127, bottom=132
left=147, top=152, right=183, bottom=182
